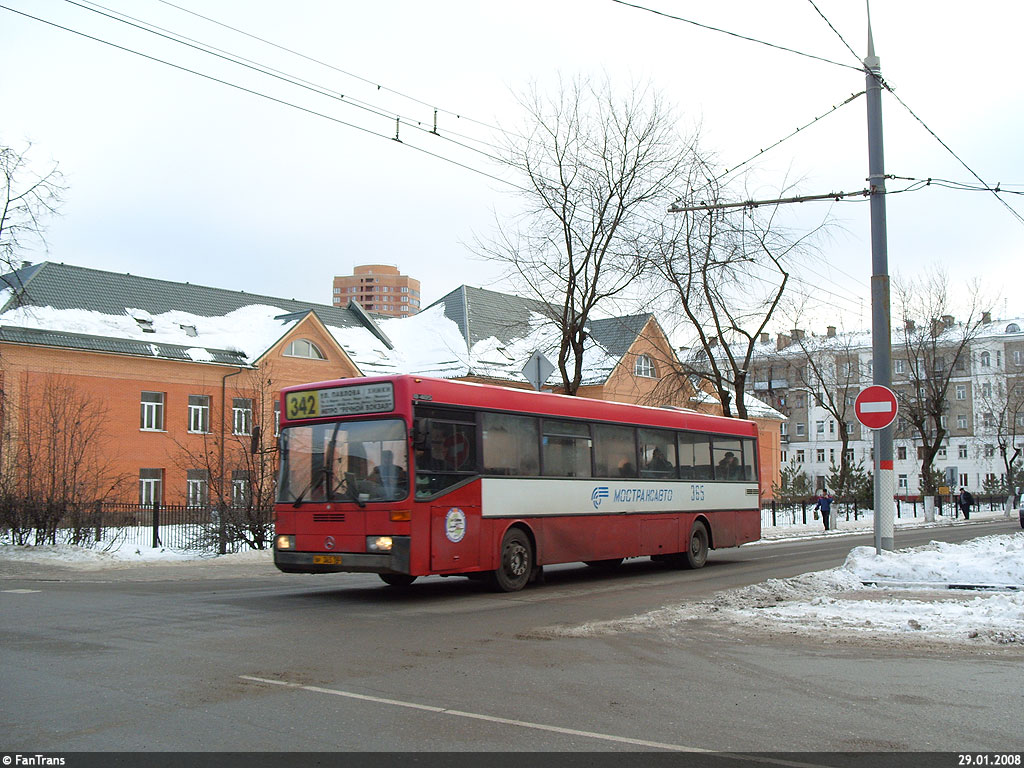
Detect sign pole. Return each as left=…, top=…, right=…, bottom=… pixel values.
left=865, top=12, right=894, bottom=553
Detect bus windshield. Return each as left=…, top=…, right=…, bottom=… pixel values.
left=278, top=419, right=409, bottom=504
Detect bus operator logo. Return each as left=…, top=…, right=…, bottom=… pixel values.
left=591, top=486, right=610, bottom=509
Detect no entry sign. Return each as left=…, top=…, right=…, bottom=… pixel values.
left=854, top=385, right=898, bottom=430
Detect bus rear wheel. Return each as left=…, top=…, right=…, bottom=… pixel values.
left=487, top=528, right=533, bottom=592
left=681, top=520, right=710, bottom=569
left=379, top=573, right=417, bottom=587
left=666, top=520, right=709, bottom=570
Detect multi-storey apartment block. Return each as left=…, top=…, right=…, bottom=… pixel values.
left=746, top=315, right=1024, bottom=496
left=332, top=264, right=421, bottom=317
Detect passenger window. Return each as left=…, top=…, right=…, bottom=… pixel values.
left=678, top=432, right=713, bottom=480
left=594, top=424, right=637, bottom=477
left=482, top=412, right=539, bottom=476
left=639, top=428, right=677, bottom=478
left=541, top=419, right=593, bottom=478
left=414, top=407, right=477, bottom=498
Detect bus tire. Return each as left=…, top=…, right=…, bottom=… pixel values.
left=681, top=520, right=710, bottom=569
left=379, top=573, right=417, bottom=587
left=487, top=528, right=533, bottom=592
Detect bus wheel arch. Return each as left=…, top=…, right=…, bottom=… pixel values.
left=487, top=523, right=535, bottom=592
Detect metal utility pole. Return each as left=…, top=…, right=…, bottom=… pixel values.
left=865, top=10, right=894, bottom=552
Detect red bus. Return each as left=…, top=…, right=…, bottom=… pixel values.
left=273, top=375, right=761, bottom=591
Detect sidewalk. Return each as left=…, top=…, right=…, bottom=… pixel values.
left=759, top=504, right=1017, bottom=542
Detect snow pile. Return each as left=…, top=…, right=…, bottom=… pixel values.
left=563, top=534, right=1024, bottom=646
left=0, top=540, right=270, bottom=568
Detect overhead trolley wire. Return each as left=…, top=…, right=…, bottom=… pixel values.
left=608, top=0, right=864, bottom=73
left=65, top=0, right=513, bottom=161
left=153, top=0, right=512, bottom=139
left=0, top=4, right=528, bottom=192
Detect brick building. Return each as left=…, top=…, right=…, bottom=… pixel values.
left=0, top=263, right=782, bottom=508
left=332, top=264, right=421, bottom=317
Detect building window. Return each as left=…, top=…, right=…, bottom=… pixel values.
left=634, top=354, right=657, bottom=378
left=898, top=474, right=908, bottom=491
left=795, top=449, right=805, bottom=462
left=958, top=444, right=968, bottom=459
left=401, top=286, right=409, bottom=293
left=984, top=444, right=995, bottom=458
left=796, top=423, right=805, bottom=436
left=897, top=446, right=907, bottom=460
left=140, top=392, right=165, bottom=431
left=938, top=446, right=947, bottom=459
left=333, top=287, right=341, bottom=294
left=780, top=422, right=788, bottom=436
left=233, top=398, right=253, bottom=436
left=957, top=414, right=968, bottom=429
left=816, top=449, right=825, bottom=462
left=139, top=468, right=163, bottom=505
left=980, top=351, right=991, bottom=368
left=187, top=469, right=209, bottom=507
left=283, top=339, right=326, bottom=360
left=894, top=359, right=905, bottom=374
left=232, top=470, right=250, bottom=508
left=188, top=395, right=210, bottom=433
left=959, top=473, right=969, bottom=487
left=955, top=384, right=967, bottom=400
left=816, top=420, right=825, bottom=435
left=274, top=402, right=281, bottom=437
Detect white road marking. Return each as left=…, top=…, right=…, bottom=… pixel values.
left=2, top=589, right=42, bottom=593
left=239, top=674, right=830, bottom=766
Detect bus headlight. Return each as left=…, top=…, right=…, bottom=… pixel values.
left=276, top=535, right=295, bottom=550
left=367, top=536, right=394, bottom=552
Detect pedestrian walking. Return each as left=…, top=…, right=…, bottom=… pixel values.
left=958, top=487, right=974, bottom=520
left=814, top=490, right=834, bottom=531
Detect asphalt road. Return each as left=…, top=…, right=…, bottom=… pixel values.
left=2, top=518, right=1022, bottom=756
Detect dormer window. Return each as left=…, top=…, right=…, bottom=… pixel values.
left=179, top=324, right=198, bottom=337
left=283, top=339, right=326, bottom=360
left=136, top=318, right=155, bottom=333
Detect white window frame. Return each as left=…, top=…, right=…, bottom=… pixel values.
left=232, top=398, right=253, bottom=436
left=634, top=354, right=657, bottom=378
left=139, top=468, right=163, bottom=505
left=140, top=392, right=165, bottom=431
left=188, top=395, right=210, bottom=434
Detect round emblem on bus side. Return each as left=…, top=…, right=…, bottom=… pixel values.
left=324, top=536, right=336, bottom=551
left=445, top=508, right=467, bottom=543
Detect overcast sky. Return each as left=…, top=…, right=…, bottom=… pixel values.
left=2, top=1, right=1021, bottom=333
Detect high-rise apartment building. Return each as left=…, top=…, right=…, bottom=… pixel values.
left=332, top=265, right=421, bottom=317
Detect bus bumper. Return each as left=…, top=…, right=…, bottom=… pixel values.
left=274, top=536, right=411, bottom=575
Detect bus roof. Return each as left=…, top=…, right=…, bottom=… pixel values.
left=281, top=375, right=758, bottom=437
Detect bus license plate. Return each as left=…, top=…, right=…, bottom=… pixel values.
left=313, top=555, right=342, bottom=565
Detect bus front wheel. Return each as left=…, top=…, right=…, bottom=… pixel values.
left=488, top=528, right=533, bottom=592
left=379, top=573, right=417, bottom=587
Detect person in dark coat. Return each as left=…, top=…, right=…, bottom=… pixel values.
left=958, top=487, right=974, bottom=520
left=814, top=491, right=834, bottom=531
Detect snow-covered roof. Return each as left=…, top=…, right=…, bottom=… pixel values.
left=0, top=263, right=665, bottom=388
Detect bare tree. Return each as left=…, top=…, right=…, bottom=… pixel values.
left=975, top=368, right=1024, bottom=511
left=479, top=76, right=693, bottom=394
left=787, top=322, right=865, bottom=508
left=0, top=142, right=66, bottom=275
left=650, top=170, right=822, bottom=419
left=170, top=366, right=279, bottom=549
left=894, top=269, right=990, bottom=518
left=1, top=373, right=125, bottom=544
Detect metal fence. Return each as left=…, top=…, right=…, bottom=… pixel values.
left=760, top=494, right=1010, bottom=528
left=2, top=501, right=273, bottom=553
